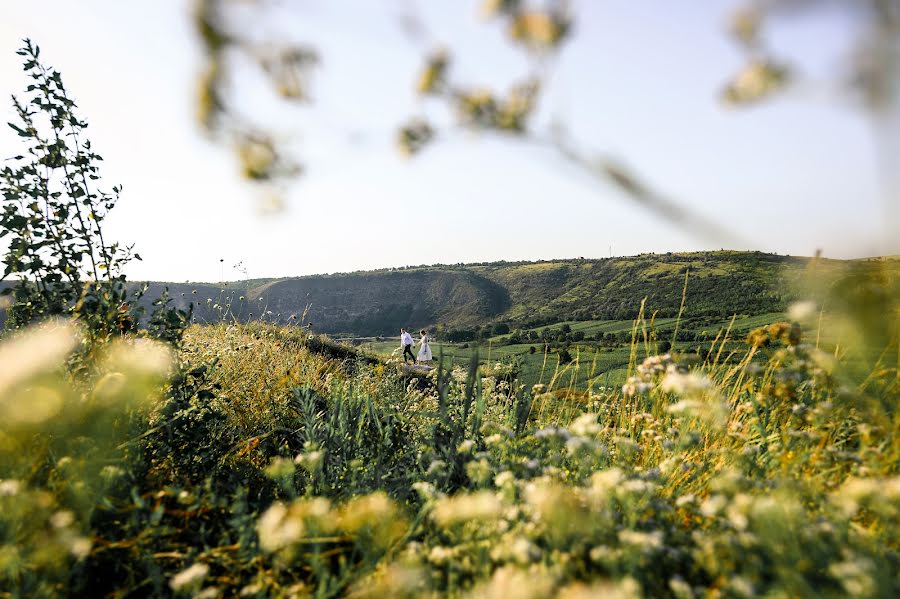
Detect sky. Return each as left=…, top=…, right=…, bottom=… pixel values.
left=0, top=0, right=895, bottom=282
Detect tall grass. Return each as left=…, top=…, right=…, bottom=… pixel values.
left=1, top=263, right=898, bottom=597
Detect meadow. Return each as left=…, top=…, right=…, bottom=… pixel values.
left=359, top=312, right=786, bottom=389
left=4, top=276, right=899, bottom=597
left=2, top=39, right=899, bottom=599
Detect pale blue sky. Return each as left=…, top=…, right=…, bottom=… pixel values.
left=0, top=1, right=893, bottom=282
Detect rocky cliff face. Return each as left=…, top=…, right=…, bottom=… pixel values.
left=245, top=270, right=510, bottom=334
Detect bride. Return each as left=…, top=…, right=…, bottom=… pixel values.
left=417, top=329, right=432, bottom=364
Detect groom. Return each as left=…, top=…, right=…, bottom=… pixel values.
left=400, top=328, right=415, bottom=364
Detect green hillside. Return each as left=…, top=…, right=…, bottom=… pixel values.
left=3, top=252, right=896, bottom=335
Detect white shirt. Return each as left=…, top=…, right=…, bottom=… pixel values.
left=401, top=332, right=413, bottom=346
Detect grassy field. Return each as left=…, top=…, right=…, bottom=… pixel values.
left=359, top=312, right=786, bottom=389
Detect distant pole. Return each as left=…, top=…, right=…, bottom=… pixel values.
left=609, top=245, right=612, bottom=258
left=219, top=258, right=224, bottom=284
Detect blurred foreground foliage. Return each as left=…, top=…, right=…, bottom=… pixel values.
left=0, top=256, right=898, bottom=597
left=192, top=0, right=900, bottom=243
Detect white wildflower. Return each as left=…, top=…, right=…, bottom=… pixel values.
left=569, top=412, right=601, bottom=436
left=432, top=491, right=503, bottom=525
left=494, top=471, right=516, bottom=488
left=194, top=587, right=220, bottom=599
left=829, top=558, right=876, bottom=597
left=618, top=529, right=663, bottom=551
left=294, top=450, right=324, bottom=473
left=70, top=537, right=92, bottom=560
left=669, top=577, right=694, bottom=599
left=700, top=494, right=727, bottom=517
left=265, top=457, right=295, bottom=480
left=485, top=433, right=504, bottom=446
left=426, top=460, right=447, bottom=476
left=0, top=320, right=79, bottom=398
left=661, top=372, right=714, bottom=396
left=788, top=300, right=817, bottom=322
left=457, top=439, right=475, bottom=453
left=0, top=479, right=22, bottom=496
left=169, top=563, right=209, bottom=592
left=257, top=502, right=304, bottom=552
left=50, top=511, right=75, bottom=529
left=589, top=468, right=623, bottom=499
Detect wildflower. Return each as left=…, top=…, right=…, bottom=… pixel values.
left=725, top=493, right=753, bottom=531
left=70, top=537, right=92, bottom=559
left=239, top=584, right=264, bottom=596
left=50, top=511, right=75, bottom=529
left=589, top=468, right=623, bottom=499
left=485, top=433, right=505, bottom=446
left=337, top=492, right=405, bottom=546
left=457, top=439, right=475, bottom=453
left=569, top=412, right=600, bottom=436
left=661, top=372, right=714, bottom=396
left=432, top=491, right=503, bottom=525
left=469, top=565, right=554, bottom=599
left=618, top=529, right=663, bottom=551
left=727, top=576, right=756, bottom=598
left=194, top=588, right=220, bottom=599
left=788, top=300, right=817, bottom=322
left=669, top=577, right=694, bottom=599
left=465, top=459, right=493, bottom=486
left=294, top=450, right=324, bottom=474
left=494, top=471, right=516, bottom=488
left=100, top=465, right=126, bottom=483
left=700, top=494, right=727, bottom=517
left=107, top=338, right=174, bottom=377
left=621, top=479, right=656, bottom=495
left=411, top=481, right=440, bottom=501
left=829, top=558, right=876, bottom=597
left=169, top=563, right=209, bottom=592
left=425, top=459, right=447, bottom=477
left=675, top=493, right=696, bottom=507
left=265, top=457, right=295, bottom=480
left=428, top=545, right=455, bottom=565
left=0, top=320, right=79, bottom=408
left=256, top=500, right=332, bottom=552
left=534, top=426, right=570, bottom=440
left=0, top=479, right=22, bottom=496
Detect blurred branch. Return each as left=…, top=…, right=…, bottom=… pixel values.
left=191, top=0, right=899, bottom=246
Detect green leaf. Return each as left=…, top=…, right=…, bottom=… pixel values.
left=7, top=122, right=29, bottom=137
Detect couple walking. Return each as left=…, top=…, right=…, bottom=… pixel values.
left=401, top=328, right=432, bottom=365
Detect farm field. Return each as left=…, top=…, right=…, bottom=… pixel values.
left=359, top=312, right=786, bottom=388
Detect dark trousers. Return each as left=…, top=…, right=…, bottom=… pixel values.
left=403, top=344, right=415, bottom=363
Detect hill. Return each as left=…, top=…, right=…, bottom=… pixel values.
left=3, top=251, right=896, bottom=334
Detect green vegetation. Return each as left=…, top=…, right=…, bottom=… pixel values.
left=4, top=272, right=899, bottom=596
left=359, top=312, right=786, bottom=389
left=3, top=40, right=900, bottom=599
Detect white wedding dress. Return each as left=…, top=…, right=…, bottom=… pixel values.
left=417, top=335, right=432, bottom=362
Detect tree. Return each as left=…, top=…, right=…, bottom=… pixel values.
left=1, top=41, right=137, bottom=337
left=491, top=322, right=510, bottom=336
left=0, top=41, right=191, bottom=345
